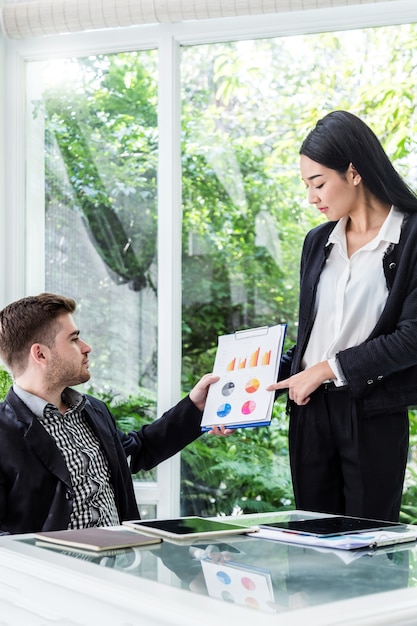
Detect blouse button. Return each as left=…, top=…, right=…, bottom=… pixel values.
left=389, top=262, right=396, bottom=269
left=367, top=379, right=374, bottom=385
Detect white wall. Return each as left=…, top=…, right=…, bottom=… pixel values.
left=0, top=4, right=5, bottom=306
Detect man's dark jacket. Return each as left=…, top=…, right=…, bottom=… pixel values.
left=0, top=388, right=202, bottom=534
left=279, top=210, right=417, bottom=415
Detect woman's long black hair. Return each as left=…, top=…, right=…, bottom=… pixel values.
left=300, top=110, right=417, bottom=212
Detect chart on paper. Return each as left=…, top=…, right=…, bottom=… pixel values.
left=201, top=324, right=286, bottom=430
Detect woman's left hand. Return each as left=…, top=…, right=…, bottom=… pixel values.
left=267, top=361, right=335, bottom=406
left=207, top=424, right=235, bottom=436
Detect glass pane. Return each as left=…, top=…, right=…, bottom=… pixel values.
left=32, top=51, right=158, bottom=481
left=180, top=24, right=417, bottom=516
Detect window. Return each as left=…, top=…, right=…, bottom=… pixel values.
left=36, top=52, right=158, bottom=400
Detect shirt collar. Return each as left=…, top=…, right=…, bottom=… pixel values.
left=13, top=383, right=85, bottom=418
left=327, top=206, right=403, bottom=248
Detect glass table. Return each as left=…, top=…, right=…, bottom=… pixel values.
left=1, top=511, right=417, bottom=625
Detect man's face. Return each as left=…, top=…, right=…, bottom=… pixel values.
left=47, top=313, right=92, bottom=388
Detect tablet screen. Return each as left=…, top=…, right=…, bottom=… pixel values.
left=261, top=516, right=405, bottom=537
left=124, top=516, right=257, bottom=539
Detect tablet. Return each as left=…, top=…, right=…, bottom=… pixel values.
left=123, top=517, right=259, bottom=541
left=260, top=516, right=406, bottom=538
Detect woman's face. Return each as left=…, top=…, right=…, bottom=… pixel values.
left=300, top=154, right=359, bottom=221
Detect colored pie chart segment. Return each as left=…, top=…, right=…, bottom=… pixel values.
left=241, top=400, right=256, bottom=415
left=245, top=378, right=260, bottom=394
left=217, top=403, right=232, bottom=418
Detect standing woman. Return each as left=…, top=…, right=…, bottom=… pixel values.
left=269, top=110, right=417, bottom=522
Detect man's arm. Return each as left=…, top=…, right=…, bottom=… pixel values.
left=119, top=374, right=232, bottom=473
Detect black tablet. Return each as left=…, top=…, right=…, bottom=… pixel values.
left=123, top=516, right=259, bottom=541
left=260, top=516, right=406, bottom=538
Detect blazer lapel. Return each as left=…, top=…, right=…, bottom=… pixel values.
left=7, top=389, right=72, bottom=488
left=83, top=399, right=119, bottom=473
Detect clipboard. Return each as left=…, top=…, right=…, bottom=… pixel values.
left=200, top=324, right=286, bottom=430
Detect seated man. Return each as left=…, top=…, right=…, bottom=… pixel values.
left=0, top=293, right=229, bottom=534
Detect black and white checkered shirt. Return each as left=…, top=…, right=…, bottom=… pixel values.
left=14, top=385, right=120, bottom=529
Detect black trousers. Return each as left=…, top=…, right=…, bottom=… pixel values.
left=288, top=384, right=409, bottom=522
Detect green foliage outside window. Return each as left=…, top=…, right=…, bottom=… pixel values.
left=0, top=367, right=12, bottom=399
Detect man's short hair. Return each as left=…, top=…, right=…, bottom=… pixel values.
left=0, top=293, right=76, bottom=376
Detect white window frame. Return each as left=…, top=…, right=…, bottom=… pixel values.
left=1, top=0, right=417, bottom=517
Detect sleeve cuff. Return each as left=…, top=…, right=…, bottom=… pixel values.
left=328, top=356, right=347, bottom=387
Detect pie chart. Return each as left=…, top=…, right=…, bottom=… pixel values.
left=222, top=381, right=235, bottom=396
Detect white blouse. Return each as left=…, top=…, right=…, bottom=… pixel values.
left=301, top=206, right=404, bottom=384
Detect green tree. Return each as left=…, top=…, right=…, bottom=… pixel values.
left=0, top=368, right=12, bottom=399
